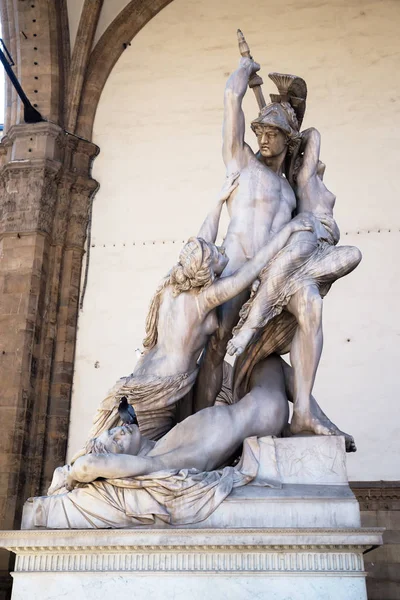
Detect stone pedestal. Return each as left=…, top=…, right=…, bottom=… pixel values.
left=0, top=436, right=384, bottom=599
left=0, top=527, right=383, bottom=600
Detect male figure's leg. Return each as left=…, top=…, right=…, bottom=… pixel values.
left=285, top=244, right=362, bottom=434
left=285, top=284, right=326, bottom=434
left=279, top=356, right=356, bottom=451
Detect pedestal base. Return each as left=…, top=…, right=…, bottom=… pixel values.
left=0, top=436, right=383, bottom=599
left=10, top=572, right=369, bottom=600
left=0, top=527, right=383, bottom=600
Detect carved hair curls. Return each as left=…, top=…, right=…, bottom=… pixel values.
left=142, top=237, right=217, bottom=351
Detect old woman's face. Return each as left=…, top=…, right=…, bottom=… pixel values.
left=97, top=425, right=142, bottom=455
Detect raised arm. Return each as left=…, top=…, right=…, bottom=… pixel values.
left=200, top=216, right=314, bottom=311
left=297, top=127, right=321, bottom=183
left=223, top=57, right=260, bottom=172
left=197, top=172, right=240, bottom=242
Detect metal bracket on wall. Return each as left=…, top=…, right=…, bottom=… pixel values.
left=0, top=38, right=43, bottom=124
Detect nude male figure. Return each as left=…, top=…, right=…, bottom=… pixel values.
left=195, top=57, right=299, bottom=411
left=227, top=127, right=362, bottom=435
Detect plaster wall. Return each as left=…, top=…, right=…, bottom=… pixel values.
left=68, top=0, right=400, bottom=481
left=67, top=0, right=131, bottom=52
left=66, top=0, right=84, bottom=51
left=93, top=0, right=132, bottom=46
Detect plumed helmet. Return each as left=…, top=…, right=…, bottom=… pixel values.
left=251, top=72, right=307, bottom=139
left=251, top=102, right=299, bottom=136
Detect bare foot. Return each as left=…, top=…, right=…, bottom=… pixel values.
left=290, top=411, right=335, bottom=436
left=226, top=328, right=255, bottom=356
left=290, top=411, right=357, bottom=453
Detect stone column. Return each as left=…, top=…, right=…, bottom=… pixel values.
left=0, top=2, right=96, bottom=597
left=40, top=172, right=99, bottom=489
left=0, top=122, right=98, bottom=532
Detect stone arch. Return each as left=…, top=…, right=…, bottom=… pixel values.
left=76, top=0, right=174, bottom=140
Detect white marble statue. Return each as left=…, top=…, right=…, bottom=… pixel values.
left=78, top=188, right=312, bottom=448
left=195, top=38, right=361, bottom=439
left=227, top=125, right=362, bottom=436
left=23, top=32, right=362, bottom=530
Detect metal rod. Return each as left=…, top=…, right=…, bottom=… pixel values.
left=0, top=39, right=43, bottom=123
left=237, top=29, right=266, bottom=111
left=0, top=39, right=14, bottom=66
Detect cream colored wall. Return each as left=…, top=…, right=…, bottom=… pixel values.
left=66, top=0, right=84, bottom=50
left=93, top=0, right=132, bottom=45
left=67, top=0, right=131, bottom=51
left=67, top=0, right=400, bottom=481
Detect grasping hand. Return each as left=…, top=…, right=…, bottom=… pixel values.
left=239, top=56, right=260, bottom=77
left=219, top=171, right=240, bottom=202
left=289, top=214, right=315, bottom=234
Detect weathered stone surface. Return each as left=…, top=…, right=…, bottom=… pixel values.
left=353, top=490, right=400, bottom=600
left=0, top=121, right=98, bottom=551
left=0, top=527, right=384, bottom=600
left=6, top=573, right=372, bottom=600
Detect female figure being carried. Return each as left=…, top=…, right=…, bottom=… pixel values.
left=83, top=177, right=313, bottom=447
left=227, top=128, right=362, bottom=436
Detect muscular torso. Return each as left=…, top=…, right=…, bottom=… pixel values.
left=224, top=145, right=296, bottom=273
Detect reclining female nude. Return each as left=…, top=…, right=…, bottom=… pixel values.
left=65, top=355, right=290, bottom=490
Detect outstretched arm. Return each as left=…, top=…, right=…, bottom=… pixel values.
left=223, top=57, right=260, bottom=172
left=200, top=216, right=314, bottom=311
left=66, top=453, right=165, bottom=489
left=197, top=173, right=240, bottom=243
